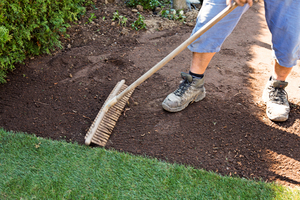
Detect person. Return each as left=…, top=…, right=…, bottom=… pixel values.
left=162, top=0, right=300, bottom=122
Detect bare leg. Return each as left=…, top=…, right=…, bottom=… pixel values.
left=190, top=52, right=216, bottom=74
left=272, top=60, right=293, bottom=81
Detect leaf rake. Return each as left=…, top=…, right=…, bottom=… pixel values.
left=85, top=3, right=238, bottom=146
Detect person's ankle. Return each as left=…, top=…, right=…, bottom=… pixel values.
left=189, top=71, right=204, bottom=79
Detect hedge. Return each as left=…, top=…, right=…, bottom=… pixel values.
left=0, top=0, right=88, bottom=83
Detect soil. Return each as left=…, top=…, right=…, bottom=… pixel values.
left=1, top=1, right=300, bottom=188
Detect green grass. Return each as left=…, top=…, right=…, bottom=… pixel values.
left=0, top=128, right=299, bottom=199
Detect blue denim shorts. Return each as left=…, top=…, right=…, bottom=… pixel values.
left=188, top=0, right=300, bottom=68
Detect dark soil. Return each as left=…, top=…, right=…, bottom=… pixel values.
left=1, top=1, right=299, bottom=188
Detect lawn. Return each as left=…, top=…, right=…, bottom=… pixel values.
left=0, top=128, right=299, bottom=199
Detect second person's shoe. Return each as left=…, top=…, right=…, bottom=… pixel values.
left=262, top=76, right=290, bottom=122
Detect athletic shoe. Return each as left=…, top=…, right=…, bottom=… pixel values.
left=262, top=76, right=290, bottom=122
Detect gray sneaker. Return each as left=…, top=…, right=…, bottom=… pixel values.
left=162, top=72, right=205, bottom=112
left=262, top=76, right=290, bottom=122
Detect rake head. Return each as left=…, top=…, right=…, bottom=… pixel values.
left=85, top=80, right=134, bottom=146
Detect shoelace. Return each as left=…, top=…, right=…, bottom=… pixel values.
left=174, top=78, right=191, bottom=96
left=269, top=87, right=287, bottom=105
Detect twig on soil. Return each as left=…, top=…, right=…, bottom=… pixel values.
left=34, top=101, right=49, bottom=106
left=233, top=91, right=241, bottom=97
left=62, top=112, right=76, bottom=115
left=83, top=115, right=91, bottom=120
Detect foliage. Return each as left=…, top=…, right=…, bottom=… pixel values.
left=0, top=0, right=87, bottom=83
left=86, top=13, right=96, bottom=24
left=161, top=9, right=186, bottom=21
left=126, top=0, right=161, bottom=10
left=1, top=128, right=300, bottom=199
left=112, top=10, right=120, bottom=21
left=131, top=12, right=147, bottom=30
left=120, top=16, right=128, bottom=27
left=112, top=10, right=128, bottom=27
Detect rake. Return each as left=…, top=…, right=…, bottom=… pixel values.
left=85, top=3, right=238, bottom=146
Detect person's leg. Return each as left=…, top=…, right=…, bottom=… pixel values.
left=262, top=0, right=300, bottom=122
left=264, top=0, right=300, bottom=69
left=272, top=61, right=293, bottom=81
left=262, top=61, right=293, bottom=122
left=188, top=0, right=249, bottom=53
left=190, top=52, right=216, bottom=74
left=162, top=0, right=250, bottom=112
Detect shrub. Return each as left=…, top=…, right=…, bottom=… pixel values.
left=0, top=0, right=87, bottom=83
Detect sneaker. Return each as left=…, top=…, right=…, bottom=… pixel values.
left=162, top=72, right=205, bottom=112
left=262, top=76, right=290, bottom=122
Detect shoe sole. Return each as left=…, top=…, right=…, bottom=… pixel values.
left=162, top=92, right=206, bottom=112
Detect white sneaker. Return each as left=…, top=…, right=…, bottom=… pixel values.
left=262, top=76, right=290, bottom=122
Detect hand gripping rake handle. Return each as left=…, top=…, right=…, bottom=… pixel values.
left=85, top=3, right=237, bottom=145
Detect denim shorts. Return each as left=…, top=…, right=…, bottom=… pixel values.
left=187, top=0, right=300, bottom=68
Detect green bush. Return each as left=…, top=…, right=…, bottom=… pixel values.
left=0, top=0, right=87, bottom=83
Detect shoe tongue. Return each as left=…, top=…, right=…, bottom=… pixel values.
left=273, top=80, right=288, bottom=89
left=181, top=72, right=193, bottom=83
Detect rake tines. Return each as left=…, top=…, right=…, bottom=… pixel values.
left=85, top=80, right=134, bottom=146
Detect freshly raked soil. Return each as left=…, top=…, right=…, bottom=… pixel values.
left=1, top=1, right=299, bottom=187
